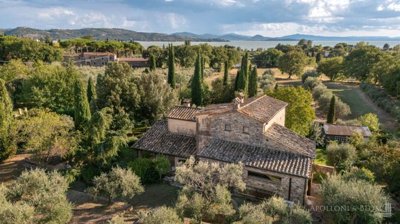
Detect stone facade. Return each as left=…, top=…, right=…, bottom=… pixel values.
left=134, top=95, right=315, bottom=205
left=168, top=119, right=196, bottom=136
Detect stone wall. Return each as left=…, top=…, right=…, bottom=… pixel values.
left=207, top=112, right=267, bottom=147
left=198, top=157, right=307, bottom=204
left=263, top=108, right=285, bottom=132
left=245, top=167, right=307, bottom=204
left=167, top=118, right=196, bottom=136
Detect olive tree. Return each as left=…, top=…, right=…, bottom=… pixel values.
left=88, top=166, right=144, bottom=204
left=139, top=206, right=183, bottom=224
left=1, top=169, right=72, bottom=224
left=321, top=175, right=387, bottom=224
left=175, top=156, right=245, bottom=222
left=326, top=142, right=357, bottom=171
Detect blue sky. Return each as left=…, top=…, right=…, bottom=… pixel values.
left=1, top=0, right=400, bottom=37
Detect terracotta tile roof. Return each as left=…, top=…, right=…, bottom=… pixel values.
left=198, top=139, right=312, bottom=178
left=323, top=124, right=372, bottom=137
left=132, top=120, right=196, bottom=157
left=167, top=106, right=201, bottom=121
left=238, top=95, right=288, bottom=123
left=118, top=57, right=149, bottom=62
left=82, top=52, right=115, bottom=56
left=266, top=124, right=316, bottom=158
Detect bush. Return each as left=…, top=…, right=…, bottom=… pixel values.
left=303, top=77, right=322, bottom=90
left=326, top=142, right=357, bottom=171
left=317, top=90, right=351, bottom=118
left=88, top=166, right=144, bottom=203
left=312, top=83, right=328, bottom=100
left=301, top=70, right=319, bottom=83
left=259, top=70, right=277, bottom=92
left=360, top=83, right=400, bottom=121
left=139, top=206, right=183, bottom=224
left=128, top=156, right=171, bottom=184
left=321, top=175, right=387, bottom=224
left=342, top=167, right=375, bottom=183
left=2, top=169, right=72, bottom=223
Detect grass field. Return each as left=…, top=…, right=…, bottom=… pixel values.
left=325, top=82, right=375, bottom=119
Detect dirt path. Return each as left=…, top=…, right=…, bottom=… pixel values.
left=0, top=153, right=31, bottom=184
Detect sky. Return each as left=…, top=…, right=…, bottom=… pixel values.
left=1, top=0, right=400, bottom=37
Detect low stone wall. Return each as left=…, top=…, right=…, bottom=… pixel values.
left=313, top=164, right=335, bottom=176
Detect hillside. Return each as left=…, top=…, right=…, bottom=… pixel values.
left=3, top=27, right=400, bottom=42
left=4, top=27, right=227, bottom=42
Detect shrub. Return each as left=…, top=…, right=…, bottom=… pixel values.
left=259, top=70, right=277, bottom=92
left=342, top=167, right=375, bottom=183
left=303, top=77, right=322, bottom=90
left=88, top=166, right=144, bottom=204
left=139, top=206, right=183, bottom=224
left=321, top=175, right=387, bottom=224
left=358, top=113, right=380, bottom=132
left=128, top=156, right=171, bottom=184
left=360, top=83, right=400, bottom=122
left=301, top=70, right=319, bottom=83
left=326, top=142, right=357, bottom=171
left=312, top=83, right=328, bottom=100
left=3, top=169, right=72, bottom=224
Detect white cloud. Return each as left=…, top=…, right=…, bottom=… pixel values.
left=286, top=0, right=350, bottom=23
left=378, top=0, right=400, bottom=12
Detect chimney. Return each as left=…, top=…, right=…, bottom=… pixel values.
left=182, top=99, right=191, bottom=107
left=233, top=92, right=245, bottom=110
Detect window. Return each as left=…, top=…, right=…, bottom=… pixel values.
left=248, top=171, right=281, bottom=182
left=225, top=124, right=231, bottom=131
left=243, top=126, right=249, bottom=134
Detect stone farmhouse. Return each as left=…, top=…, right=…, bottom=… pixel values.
left=133, top=95, right=316, bottom=204
left=63, top=52, right=149, bottom=68
left=323, top=123, right=372, bottom=143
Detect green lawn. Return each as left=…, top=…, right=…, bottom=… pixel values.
left=325, top=83, right=375, bottom=119
left=314, top=148, right=328, bottom=165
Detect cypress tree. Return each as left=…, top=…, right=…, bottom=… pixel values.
left=237, top=53, right=249, bottom=93
left=0, top=78, right=13, bottom=160
left=327, top=95, right=336, bottom=124
left=74, top=80, right=91, bottom=130
left=201, top=56, right=205, bottom=81
left=191, top=53, right=203, bottom=106
left=223, top=61, right=229, bottom=86
left=234, top=70, right=240, bottom=91
left=248, top=66, right=258, bottom=97
left=167, top=44, right=176, bottom=88
left=149, top=54, right=156, bottom=71
left=87, top=77, right=97, bottom=113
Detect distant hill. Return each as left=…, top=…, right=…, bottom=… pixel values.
left=3, top=27, right=227, bottom=42
left=280, top=34, right=400, bottom=41
left=3, top=27, right=400, bottom=42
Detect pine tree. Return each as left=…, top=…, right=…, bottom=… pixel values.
left=248, top=66, right=258, bottom=97
left=237, top=52, right=249, bottom=93
left=149, top=54, right=156, bottom=71
left=74, top=80, right=91, bottom=130
left=167, top=44, right=176, bottom=88
left=327, top=96, right=336, bottom=124
left=0, top=78, right=13, bottom=160
left=191, top=53, right=203, bottom=106
left=223, top=61, right=229, bottom=86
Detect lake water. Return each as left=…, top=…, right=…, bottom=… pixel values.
left=137, top=40, right=400, bottom=50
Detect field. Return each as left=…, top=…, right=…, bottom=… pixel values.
left=325, top=82, right=374, bottom=119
